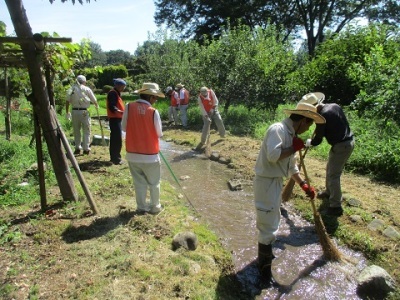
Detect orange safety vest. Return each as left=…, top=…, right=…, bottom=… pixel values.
left=125, top=102, right=159, bottom=155
left=170, top=91, right=178, bottom=107
left=180, top=88, right=190, bottom=105
left=199, top=90, right=215, bottom=113
left=107, top=89, right=125, bottom=118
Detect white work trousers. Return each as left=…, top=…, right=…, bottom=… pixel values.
left=179, top=104, right=188, bottom=127
left=200, top=109, right=226, bottom=144
left=128, top=161, right=161, bottom=211
left=254, top=175, right=283, bottom=245
left=71, top=110, right=91, bottom=151
left=168, top=106, right=179, bottom=125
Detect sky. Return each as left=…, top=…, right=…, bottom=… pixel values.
left=0, top=0, right=160, bottom=54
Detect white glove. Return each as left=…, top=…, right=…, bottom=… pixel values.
left=66, top=112, right=71, bottom=121
left=305, top=138, right=312, bottom=148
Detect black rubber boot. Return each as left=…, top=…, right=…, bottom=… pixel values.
left=258, top=243, right=275, bottom=287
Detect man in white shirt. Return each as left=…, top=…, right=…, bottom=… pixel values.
left=66, top=75, right=98, bottom=155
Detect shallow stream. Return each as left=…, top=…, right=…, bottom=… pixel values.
left=160, top=140, right=367, bottom=299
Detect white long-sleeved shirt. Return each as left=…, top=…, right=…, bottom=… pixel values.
left=66, top=83, right=97, bottom=108
left=121, top=99, right=163, bottom=163
left=254, top=118, right=299, bottom=178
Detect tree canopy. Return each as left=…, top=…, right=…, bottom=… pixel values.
left=155, top=0, right=400, bottom=56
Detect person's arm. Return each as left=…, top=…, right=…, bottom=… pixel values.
left=87, top=88, right=98, bottom=108
left=210, top=89, right=219, bottom=108
left=121, top=103, right=129, bottom=131
left=311, top=124, right=324, bottom=146
left=107, top=90, right=120, bottom=112
left=154, top=110, right=163, bottom=138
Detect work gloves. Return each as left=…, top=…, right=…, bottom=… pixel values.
left=66, top=112, right=71, bottom=121
left=300, top=181, right=316, bottom=199
left=292, top=136, right=305, bottom=152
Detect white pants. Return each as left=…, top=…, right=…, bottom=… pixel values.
left=200, top=109, right=226, bottom=144
left=179, top=104, right=188, bottom=127
left=128, top=161, right=161, bottom=211
left=254, top=175, right=283, bottom=245
left=71, top=110, right=91, bottom=151
left=168, top=106, right=179, bottom=125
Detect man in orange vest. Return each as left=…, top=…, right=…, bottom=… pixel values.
left=121, top=82, right=165, bottom=215
left=165, top=86, right=179, bottom=126
left=107, top=78, right=126, bottom=165
left=175, top=83, right=190, bottom=128
left=195, top=86, right=226, bottom=150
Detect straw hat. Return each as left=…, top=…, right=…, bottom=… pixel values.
left=175, top=83, right=184, bottom=89
left=284, top=102, right=326, bottom=124
left=200, top=86, right=208, bottom=96
left=134, top=83, right=165, bottom=98
left=299, top=92, right=325, bottom=106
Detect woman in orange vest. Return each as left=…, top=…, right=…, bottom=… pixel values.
left=165, top=86, right=179, bottom=126
left=175, top=83, right=190, bottom=128
left=107, top=78, right=126, bottom=165
left=121, top=82, right=165, bottom=215
left=195, top=86, right=226, bottom=150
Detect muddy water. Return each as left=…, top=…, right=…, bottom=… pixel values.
left=160, top=140, right=367, bottom=299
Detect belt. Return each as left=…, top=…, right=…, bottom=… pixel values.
left=72, top=108, right=87, bottom=110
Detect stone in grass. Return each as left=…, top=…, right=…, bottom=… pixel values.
left=172, top=231, right=198, bottom=251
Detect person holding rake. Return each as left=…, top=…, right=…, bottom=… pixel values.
left=253, top=101, right=325, bottom=286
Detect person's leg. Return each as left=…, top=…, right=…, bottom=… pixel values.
left=71, top=111, right=82, bottom=152
left=142, top=161, right=161, bottom=213
left=254, top=175, right=282, bottom=283
left=200, top=115, right=211, bottom=144
left=109, top=118, right=122, bottom=163
left=327, top=140, right=354, bottom=208
left=180, top=104, right=188, bottom=127
left=168, top=106, right=174, bottom=123
left=212, top=110, right=226, bottom=138
left=128, top=162, right=148, bottom=211
left=172, top=107, right=179, bottom=125
left=81, top=111, right=91, bottom=152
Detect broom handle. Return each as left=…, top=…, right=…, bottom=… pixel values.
left=299, top=149, right=318, bottom=215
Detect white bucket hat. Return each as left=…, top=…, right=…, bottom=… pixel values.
left=134, top=82, right=165, bottom=98
left=299, top=92, right=325, bottom=106
left=200, top=86, right=208, bottom=96
left=284, top=102, right=326, bottom=124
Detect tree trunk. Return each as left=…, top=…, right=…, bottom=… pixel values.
left=5, top=0, right=78, bottom=201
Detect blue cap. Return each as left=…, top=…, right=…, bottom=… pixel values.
left=113, top=78, right=126, bottom=86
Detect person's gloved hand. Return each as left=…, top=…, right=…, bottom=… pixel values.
left=292, top=136, right=305, bottom=152
left=305, top=139, right=312, bottom=148
left=66, top=112, right=71, bottom=121
left=300, top=181, right=316, bottom=199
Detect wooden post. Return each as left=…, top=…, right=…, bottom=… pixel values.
left=4, top=67, right=11, bottom=140
left=34, top=112, right=47, bottom=210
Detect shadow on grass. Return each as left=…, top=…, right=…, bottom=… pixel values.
left=78, top=160, right=113, bottom=172
left=61, top=210, right=140, bottom=243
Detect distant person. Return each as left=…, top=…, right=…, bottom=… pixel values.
left=195, top=86, right=226, bottom=151
left=107, top=78, right=126, bottom=165
left=65, top=75, right=98, bottom=155
left=122, top=82, right=164, bottom=215
left=175, top=83, right=190, bottom=128
left=304, top=93, right=355, bottom=216
left=165, top=86, right=179, bottom=126
left=254, top=101, right=325, bottom=286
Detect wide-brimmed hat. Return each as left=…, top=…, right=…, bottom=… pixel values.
left=284, top=102, right=326, bottom=124
left=175, top=83, right=184, bottom=89
left=134, top=82, right=165, bottom=98
left=299, top=92, right=325, bottom=106
left=200, top=86, right=208, bottom=96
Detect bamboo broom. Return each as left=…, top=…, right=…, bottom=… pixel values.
left=299, top=149, right=342, bottom=261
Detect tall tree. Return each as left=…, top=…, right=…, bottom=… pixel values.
left=155, top=0, right=399, bottom=56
